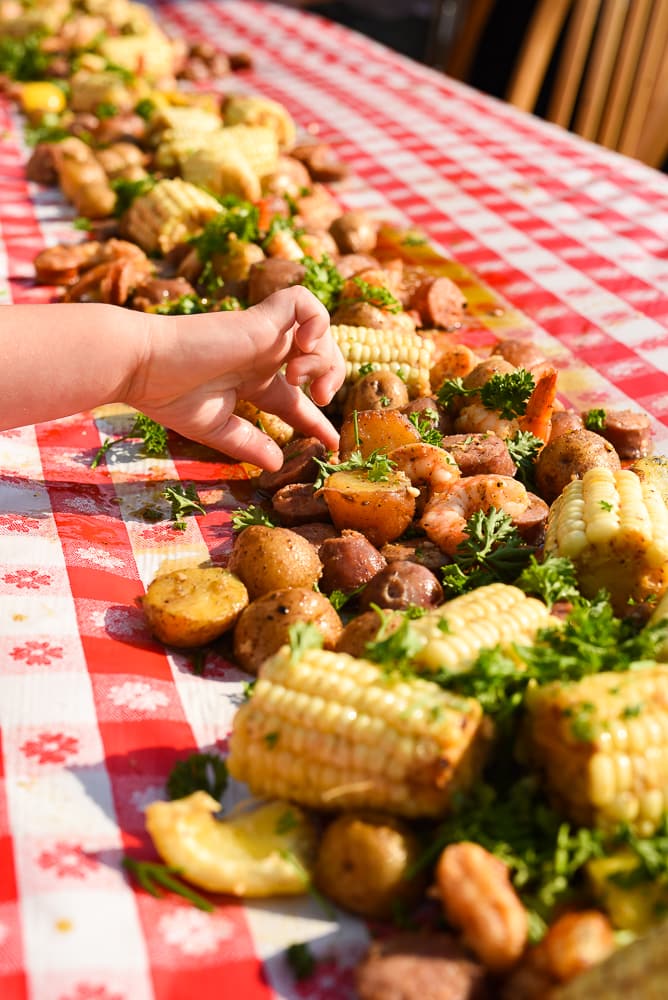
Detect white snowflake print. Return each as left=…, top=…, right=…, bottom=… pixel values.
left=73, top=547, right=125, bottom=571
left=108, top=682, right=169, bottom=713
left=158, top=909, right=233, bottom=956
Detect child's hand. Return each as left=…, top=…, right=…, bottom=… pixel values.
left=129, top=286, right=345, bottom=470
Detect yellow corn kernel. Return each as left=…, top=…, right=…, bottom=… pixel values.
left=223, top=94, right=296, bottom=151
left=545, top=467, right=668, bottom=613
left=227, top=645, right=491, bottom=818
left=408, top=583, right=554, bottom=674
left=120, top=178, right=222, bottom=254
left=330, top=323, right=434, bottom=401
left=20, top=81, right=66, bottom=116
left=525, top=665, right=668, bottom=834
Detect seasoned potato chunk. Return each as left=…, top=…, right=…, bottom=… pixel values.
left=143, top=566, right=248, bottom=647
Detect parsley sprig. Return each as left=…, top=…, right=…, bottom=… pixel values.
left=584, top=407, right=606, bottom=431
left=441, top=508, right=534, bottom=597
left=300, top=254, right=343, bottom=312
left=230, top=505, right=277, bottom=532
left=162, top=484, right=206, bottom=530
left=437, top=369, right=535, bottom=419
left=506, top=430, right=542, bottom=488
left=516, top=554, right=581, bottom=609
left=166, top=752, right=228, bottom=801
left=407, top=408, right=444, bottom=447
left=340, top=276, right=402, bottom=313
left=91, top=413, right=168, bottom=468
left=122, top=856, right=214, bottom=911
left=288, top=621, right=324, bottom=663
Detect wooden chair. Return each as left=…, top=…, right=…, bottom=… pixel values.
left=443, top=0, right=668, bottom=168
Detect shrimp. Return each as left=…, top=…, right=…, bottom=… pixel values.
left=436, top=841, right=528, bottom=974
left=388, top=442, right=460, bottom=515
left=419, top=474, right=529, bottom=556
left=430, top=337, right=481, bottom=388
left=455, top=367, right=558, bottom=443
left=533, top=910, right=615, bottom=984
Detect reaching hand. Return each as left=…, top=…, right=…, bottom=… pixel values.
left=127, top=286, right=345, bottom=469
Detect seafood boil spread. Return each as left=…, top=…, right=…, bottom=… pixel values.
left=3, top=0, right=668, bottom=997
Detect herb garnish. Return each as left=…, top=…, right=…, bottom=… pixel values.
left=111, top=174, right=156, bottom=216
left=91, top=413, right=168, bottom=468
left=122, top=856, right=214, bottom=911
left=0, top=31, right=49, bottom=81
left=437, top=369, right=535, bottom=419
left=154, top=294, right=212, bottom=315
left=285, top=942, right=316, bottom=981
left=516, top=554, right=580, bottom=609
left=300, top=254, right=344, bottom=312
left=506, top=430, right=542, bottom=488
left=288, top=621, right=324, bottom=663
left=441, top=508, right=534, bottom=597
left=166, top=751, right=228, bottom=801
left=407, top=409, right=444, bottom=447
left=230, top=505, right=277, bottom=532
left=364, top=608, right=426, bottom=670
left=24, top=111, right=70, bottom=147
left=313, top=447, right=396, bottom=491
left=584, top=408, right=606, bottom=431
left=344, top=276, right=402, bottom=313
left=162, top=484, right=206, bottom=530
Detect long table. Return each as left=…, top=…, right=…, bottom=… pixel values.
left=1, top=2, right=668, bottom=998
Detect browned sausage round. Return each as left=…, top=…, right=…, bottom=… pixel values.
left=290, top=522, right=339, bottom=554
left=258, top=436, right=328, bottom=493
left=247, top=258, right=306, bottom=305
left=549, top=409, right=584, bottom=441
left=513, top=492, right=549, bottom=547
left=408, top=275, right=467, bottom=329
left=291, top=142, right=350, bottom=182
left=441, top=433, right=517, bottom=477
left=589, top=408, right=653, bottom=460
left=380, top=537, right=446, bottom=574
left=491, top=337, right=546, bottom=371
left=355, top=932, right=489, bottom=1000
left=359, top=560, right=443, bottom=612
left=131, top=276, right=197, bottom=310
left=319, top=529, right=387, bottom=594
left=336, top=253, right=380, bottom=278
left=271, top=482, right=330, bottom=526
left=329, top=210, right=379, bottom=254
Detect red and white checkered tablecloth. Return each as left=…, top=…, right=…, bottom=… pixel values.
left=1, top=2, right=667, bottom=998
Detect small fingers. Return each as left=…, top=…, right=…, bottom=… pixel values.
left=211, top=413, right=285, bottom=471
left=251, top=373, right=340, bottom=451
left=284, top=348, right=346, bottom=405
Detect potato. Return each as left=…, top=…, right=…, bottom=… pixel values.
left=228, top=525, right=322, bottom=600
left=233, top=587, right=343, bottom=673
left=321, top=469, right=417, bottom=548
left=339, top=408, right=420, bottom=461
left=344, top=370, right=410, bottom=415
left=314, top=812, right=426, bottom=920
left=142, top=566, right=248, bottom=647
left=535, top=429, right=621, bottom=503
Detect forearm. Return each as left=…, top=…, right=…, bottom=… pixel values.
left=0, top=303, right=149, bottom=430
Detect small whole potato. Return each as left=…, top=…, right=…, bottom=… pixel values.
left=359, top=561, right=443, bottom=612
left=344, top=370, right=410, bottom=415
left=534, top=429, right=621, bottom=503
left=228, top=525, right=322, bottom=599
left=314, top=812, right=426, bottom=920
left=233, top=587, right=343, bottom=673
left=142, top=566, right=249, bottom=648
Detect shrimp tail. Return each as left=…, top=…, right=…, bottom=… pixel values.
left=519, top=367, right=557, bottom=442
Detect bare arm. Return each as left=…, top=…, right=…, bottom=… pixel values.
left=0, top=287, right=345, bottom=469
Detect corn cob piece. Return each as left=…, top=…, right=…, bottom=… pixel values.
left=98, top=29, right=178, bottom=79
left=120, top=178, right=222, bottom=255
left=155, top=125, right=279, bottom=180
left=525, top=664, right=668, bottom=834
left=69, top=69, right=140, bottom=114
left=147, top=105, right=223, bottom=144
left=223, top=94, right=297, bottom=151
left=228, top=646, right=491, bottom=818
left=409, top=583, right=555, bottom=674
left=544, top=467, right=668, bottom=614
left=331, top=323, right=434, bottom=401
left=181, top=146, right=261, bottom=202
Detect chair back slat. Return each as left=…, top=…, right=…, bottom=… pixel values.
left=573, top=0, right=629, bottom=141
left=506, top=0, right=572, bottom=110
left=618, top=0, right=668, bottom=156
left=547, top=0, right=601, bottom=127
left=597, top=0, right=655, bottom=148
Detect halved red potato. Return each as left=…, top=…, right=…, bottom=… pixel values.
left=321, top=469, right=416, bottom=547
left=339, top=409, right=421, bottom=461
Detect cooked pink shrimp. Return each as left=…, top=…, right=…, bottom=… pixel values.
left=388, top=442, right=460, bottom=515
left=455, top=368, right=557, bottom=443
left=419, top=474, right=529, bottom=556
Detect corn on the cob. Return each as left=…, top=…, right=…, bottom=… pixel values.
left=97, top=29, right=178, bottom=79
left=544, top=467, right=668, bottom=614
left=120, top=178, right=221, bottom=255
left=409, top=583, right=555, bottom=674
left=147, top=105, right=223, bottom=144
left=155, top=125, right=279, bottom=180
left=331, top=323, right=434, bottom=401
left=649, top=589, right=668, bottom=662
left=228, top=645, right=491, bottom=818
left=69, top=69, right=139, bottom=114
left=223, top=94, right=297, bottom=151
left=525, top=664, right=668, bottom=834
left=181, top=146, right=261, bottom=202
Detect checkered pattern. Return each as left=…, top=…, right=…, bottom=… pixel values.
left=1, top=1, right=668, bottom=997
